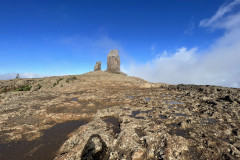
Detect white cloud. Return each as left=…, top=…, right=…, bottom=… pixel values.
left=126, top=1, right=240, bottom=88
left=0, top=73, right=47, bottom=80
left=200, top=0, right=240, bottom=28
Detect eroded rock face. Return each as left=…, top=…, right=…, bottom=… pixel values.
left=107, top=49, right=120, bottom=73
left=94, top=61, right=101, bottom=71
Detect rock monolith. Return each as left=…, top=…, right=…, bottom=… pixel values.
left=107, top=49, right=120, bottom=73
left=94, top=61, right=101, bottom=71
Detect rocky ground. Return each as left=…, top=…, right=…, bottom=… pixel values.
left=0, top=71, right=239, bottom=160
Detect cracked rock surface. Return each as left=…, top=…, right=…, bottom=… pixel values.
left=0, top=71, right=239, bottom=160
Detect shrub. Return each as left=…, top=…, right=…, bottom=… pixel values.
left=57, top=78, right=63, bottom=84
left=14, top=85, right=32, bottom=91
left=72, top=76, right=77, bottom=80
left=65, top=76, right=77, bottom=83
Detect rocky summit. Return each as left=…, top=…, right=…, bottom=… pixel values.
left=0, top=71, right=240, bottom=160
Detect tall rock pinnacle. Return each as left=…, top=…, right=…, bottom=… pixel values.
left=107, top=49, right=120, bottom=73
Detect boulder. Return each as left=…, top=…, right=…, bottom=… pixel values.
left=107, top=49, right=120, bottom=73
left=94, top=61, right=101, bottom=71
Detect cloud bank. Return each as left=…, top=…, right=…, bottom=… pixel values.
left=126, top=0, right=240, bottom=88
left=0, top=73, right=46, bottom=80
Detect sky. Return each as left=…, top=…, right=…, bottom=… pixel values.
left=0, top=0, right=240, bottom=88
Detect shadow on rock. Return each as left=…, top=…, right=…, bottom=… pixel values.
left=81, top=134, right=109, bottom=160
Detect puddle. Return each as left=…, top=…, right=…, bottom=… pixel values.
left=0, top=120, right=89, bottom=160
left=130, top=109, right=153, bottom=119
left=172, top=113, right=187, bottom=117
left=145, top=98, right=150, bottom=101
left=102, top=116, right=121, bottom=134
left=126, top=95, right=135, bottom=99
left=168, top=129, right=191, bottom=139
left=168, top=101, right=185, bottom=105
left=168, top=106, right=173, bottom=109
left=159, top=115, right=168, bottom=119
left=131, top=110, right=140, bottom=116
left=143, top=109, right=153, bottom=114
left=72, top=98, right=78, bottom=101
left=169, top=123, right=181, bottom=127
left=201, top=118, right=217, bottom=124
left=129, top=111, right=145, bottom=119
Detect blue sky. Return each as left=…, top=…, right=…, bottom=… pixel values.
left=1, top=0, right=240, bottom=87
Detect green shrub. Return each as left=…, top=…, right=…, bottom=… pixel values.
left=14, top=85, right=32, bottom=91
left=65, top=76, right=77, bottom=83
left=72, top=76, right=77, bottom=80
left=57, top=78, right=63, bottom=84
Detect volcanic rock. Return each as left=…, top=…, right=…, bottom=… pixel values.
left=0, top=71, right=239, bottom=160
left=107, top=49, right=120, bottom=73
left=94, top=61, right=101, bottom=71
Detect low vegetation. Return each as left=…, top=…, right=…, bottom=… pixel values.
left=66, top=76, right=77, bottom=83
left=57, top=78, right=64, bottom=84
left=53, top=78, right=64, bottom=87
left=13, top=85, right=32, bottom=91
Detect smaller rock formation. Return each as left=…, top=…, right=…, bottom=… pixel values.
left=16, top=73, right=20, bottom=79
left=94, top=61, right=101, bottom=71
left=107, top=49, right=120, bottom=73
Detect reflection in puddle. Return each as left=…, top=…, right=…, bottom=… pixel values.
left=0, top=120, right=89, bottom=160
left=168, top=101, right=185, bottom=105
left=159, top=115, right=167, bottom=119
left=129, top=110, right=145, bottom=119
left=72, top=98, right=78, bottom=101
left=201, top=118, right=217, bottom=124
left=172, top=113, right=187, bottom=117
left=126, top=95, right=135, bottom=99
left=145, top=98, right=150, bottom=101
left=168, top=106, right=173, bottom=109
